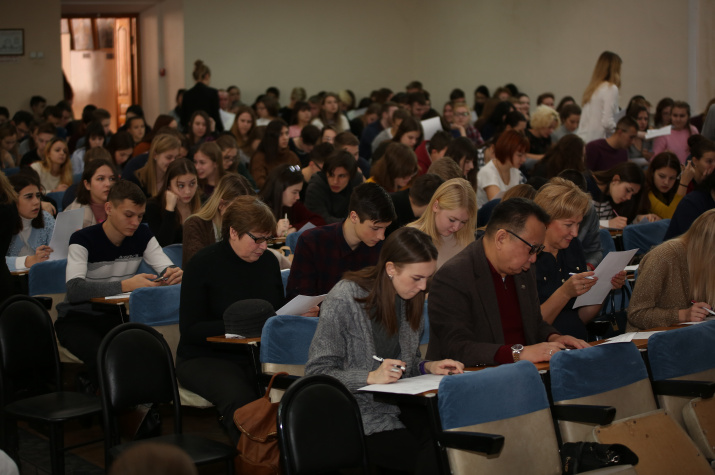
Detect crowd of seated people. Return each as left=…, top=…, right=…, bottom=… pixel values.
left=3, top=50, right=715, bottom=473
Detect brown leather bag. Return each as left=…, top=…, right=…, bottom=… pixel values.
left=233, top=372, right=288, bottom=475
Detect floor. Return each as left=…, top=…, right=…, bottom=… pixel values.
left=14, top=363, right=233, bottom=474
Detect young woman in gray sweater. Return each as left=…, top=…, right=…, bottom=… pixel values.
left=306, top=226, right=463, bottom=474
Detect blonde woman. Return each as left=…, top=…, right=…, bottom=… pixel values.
left=534, top=178, right=626, bottom=339
left=408, top=178, right=477, bottom=268
left=30, top=138, right=73, bottom=192
left=577, top=51, right=622, bottom=143
left=133, top=135, right=181, bottom=197
left=526, top=105, right=560, bottom=160
left=627, top=209, right=715, bottom=331
left=181, top=173, right=255, bottom=265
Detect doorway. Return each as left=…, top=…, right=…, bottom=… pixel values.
left=61, top=16, right=139, bottom=131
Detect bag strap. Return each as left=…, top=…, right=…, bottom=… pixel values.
left=263, top=371, right=289, bottom=398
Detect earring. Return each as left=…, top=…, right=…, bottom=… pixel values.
left=388, top=274, right=393, bottom=279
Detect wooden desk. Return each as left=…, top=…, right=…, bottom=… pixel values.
left=10, top=269, right=29, bottom=276
left=89, top=295, right=130, bottom=323
left=206, top=336, right=260, bottom=345
left=89, top=296, right=129, bottom=305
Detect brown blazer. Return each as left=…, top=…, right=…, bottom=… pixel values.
left=426, top=238, right=558, bottom=366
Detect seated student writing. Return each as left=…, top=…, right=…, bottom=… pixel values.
left=287, top=182, right=396, bottom=300
left=305, top=227, right=463, bottom=474
left=304, top=149, right=363, bottom=223
left=628, top=209, right=715, bottom=331
left=54, top=180, right=183, bottom=391
left=258, top=164, right=325, bottom=237
left=143, top=158, right=201, bottom=246
left=6, top=173, right=55, bottom=271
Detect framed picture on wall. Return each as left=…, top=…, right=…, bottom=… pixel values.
left=0, top=29, right=24, bottom=56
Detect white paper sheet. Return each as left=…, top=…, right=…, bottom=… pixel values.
left=104, top=292, right=131, bottom=300
left=624, top=265, right=639, bottom=272
left=573, top=249, right=638, bottom=308
left=276, top=294, right=326, bottom=316
left=48, top=208, right=84, bottom=260
left=601, top=331, right=663, bottom=344
left=297, top=221, right=316, bottom=234
left=347, top=107, right=367, bottom=121
left=358, top=374, right=445, bottom=395
left=645, top=125, right=672, bottom=140
left=420, top=116, right=443, bottom=141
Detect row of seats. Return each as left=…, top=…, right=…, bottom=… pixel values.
left=598, top=219, right=670, bottom=257
left=272, top=320, right=715, bottom=474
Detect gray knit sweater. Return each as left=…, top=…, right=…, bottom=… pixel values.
left=305, top=279, right=423, bottom=436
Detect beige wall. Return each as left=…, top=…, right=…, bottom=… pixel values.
left=139, top=0, right=184, bottom=122
left=0, top=0, right=63, bottom=115
left=2, top=0, right=713, bottom=121
left=180, top=0, right=710, bottom=114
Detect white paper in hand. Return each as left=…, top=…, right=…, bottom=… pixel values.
left=420, top=116, right=443, bottom=141
left=277, top=294, right=326, bottom=315
left=573, top=249, right=638, bottom=308
left=48, top=208, right=84, bottom=260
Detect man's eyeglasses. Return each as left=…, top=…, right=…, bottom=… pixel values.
left=246, top=231, right=275, bottom=245
left=505, top=230, right=544, bottom=255
left=287, top=165, right=301, bottom=173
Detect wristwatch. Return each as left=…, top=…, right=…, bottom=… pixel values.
left=511, top=344, right=524, bottom=363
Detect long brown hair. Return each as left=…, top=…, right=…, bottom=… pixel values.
left=582, top=51, right=622, bottom=105
left=344, top=227, right=437, bottom=336
left=677, top=209, right=715, bottom=305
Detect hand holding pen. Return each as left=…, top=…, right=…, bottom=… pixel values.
left=367, top=355, right=406, bottom=384
left=683, top=301, right=715, bottom=323
left=564, top=272, right=598, bottom=298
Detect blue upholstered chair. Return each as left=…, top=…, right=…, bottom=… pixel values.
left=599, top=228, right=617, bottom=258
left=260, top=315, right=318, bottom=377
left=2, top=167, right=20, bottom=177
left=281, top=269, right=290, bottom=297
left=46, top=191, right=65, bottom=213
left=162, top=243, right=183, bottom=267
left=286, top=231, right=302, bottom=254
left=550, top=343, right=656, bottom=443
left=550, top=343, right=711, bottom=474
left=622, top=219, right=670, bottom=255
left=128, top=285, right=212, bottom=408
left=648, top=321, right=715, bottom=457
left=129, top=285, right=181, bottom=327
left=437, top=362, right=560, bottom=474
left=420, top=302, right=429, bottom=357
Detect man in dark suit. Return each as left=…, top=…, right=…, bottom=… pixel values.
left=426, top=198, right=588, bottom=366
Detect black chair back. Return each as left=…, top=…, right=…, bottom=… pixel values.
left=97, top=323, right=182, bottom=447
left=277, top=374, right=369, bottom=474
left=0, top=295, right=61, bottom=401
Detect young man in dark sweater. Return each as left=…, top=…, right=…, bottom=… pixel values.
left=55, top=180, right=182, bottom=389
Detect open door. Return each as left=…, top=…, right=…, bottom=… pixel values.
left=62, top=16, right=139, bottom=131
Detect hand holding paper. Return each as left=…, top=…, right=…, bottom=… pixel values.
left=573, top=249, right=637, bottom=308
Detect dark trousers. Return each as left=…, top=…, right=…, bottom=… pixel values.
left=55, top=308, right=124, bottom=386
left=176, top=355, right=260, bottom=444
left=365, top=405, right=439, bottom=475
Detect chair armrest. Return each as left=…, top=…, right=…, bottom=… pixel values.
left=552, top=404, right=616, bottom=425
left=438, top=431, right=504, bottom=456
left=652, top=380, right=715, bottom=399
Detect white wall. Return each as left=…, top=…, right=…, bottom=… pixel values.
left=179, top=0, right=713, bottom=115
left=139, top=0, right=184, bottom=123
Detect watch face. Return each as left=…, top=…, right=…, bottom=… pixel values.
left=512, top=344, right=524, bottom=352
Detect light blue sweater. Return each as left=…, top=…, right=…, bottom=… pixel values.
left=5, top=210, right=55, bottom=271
